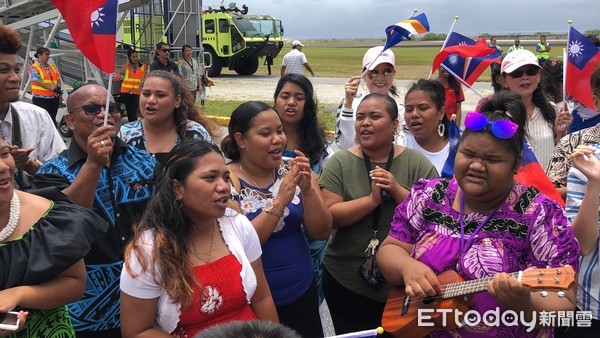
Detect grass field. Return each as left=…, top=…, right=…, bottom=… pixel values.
left=207, top=42, right=560, bottom=130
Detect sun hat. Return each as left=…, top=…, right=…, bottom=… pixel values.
left=362, top=46, right=396, bottom=71
left=501, top=49, right=541, bottom=74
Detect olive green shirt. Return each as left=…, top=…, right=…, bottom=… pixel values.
left=319, top=148, right=438, bottom=302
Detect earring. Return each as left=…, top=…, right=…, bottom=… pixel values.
left=438, top=122, right=445, bottom=137
left=175, top=199, right=183, bottom=209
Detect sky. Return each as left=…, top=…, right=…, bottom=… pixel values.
left=235, top=0, right=600, bottom=40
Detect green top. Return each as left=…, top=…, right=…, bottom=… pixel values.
left=319, top=148, right=438, bottom=302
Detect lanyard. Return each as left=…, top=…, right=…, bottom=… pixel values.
left=459, top=192, right=502, bottom=254
left=184, top=58, right=194, bottom=71
left=362, top=146, right=395, bottom=232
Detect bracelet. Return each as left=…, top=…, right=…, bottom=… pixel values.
left=264, top=206, right=284, bottom=218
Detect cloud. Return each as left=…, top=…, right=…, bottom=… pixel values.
left=246, top=0, right=598, bottom=39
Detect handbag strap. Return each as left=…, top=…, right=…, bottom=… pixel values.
left=362, top=146, right=394, bottom=232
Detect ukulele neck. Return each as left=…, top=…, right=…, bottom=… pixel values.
left=442, top=272, right=520, bottom=299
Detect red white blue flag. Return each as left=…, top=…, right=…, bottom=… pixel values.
left=566, top=26, right=600, bottom=110
left=441, top=32, right=502, bottom=86
left=515, top=140, right=564, bottom=206
left=431, top=37, right=498, bottom=78
left=51, top=0, right=117, bottom=73
left=440, top=115, right=462, bottom=178
left=383, top=13, right=429, bottom=51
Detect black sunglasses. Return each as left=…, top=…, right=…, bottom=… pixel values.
left=507, top=67, right=540, bottom=78
left=70, top=103, right=124, bottom=115
left=161, top=48, right=171, bottom=52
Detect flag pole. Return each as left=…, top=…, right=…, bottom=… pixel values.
left=440, top=63, right=483, bottom=98
left=428, top=16, right=459, bottom=79
left=562, top=20, right=572, bottom=117
left=359, top=8, right=419, bottom=80
left=104, top=73, right=114, bottom=126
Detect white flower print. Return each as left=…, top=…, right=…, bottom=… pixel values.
left=200, top=285, right=223, bottom=314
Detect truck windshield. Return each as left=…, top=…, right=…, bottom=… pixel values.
left=232, top=18, right=278, bottom=38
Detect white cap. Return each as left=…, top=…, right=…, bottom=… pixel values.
left=292, top=40, right=304, bottom=47
left=362, top=46, right=396, bottom=71
left=501, top=49, right=541, bottom=74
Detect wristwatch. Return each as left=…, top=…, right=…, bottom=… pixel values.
left=264, top=200, right=284, bottom=218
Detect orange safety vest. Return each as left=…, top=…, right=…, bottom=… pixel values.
left=121, top=63, right=147, bottom=95
left=30, top=63, right=59, bottom=97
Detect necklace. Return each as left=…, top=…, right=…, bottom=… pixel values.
left=0, top=192, right=20, bottom=242
left=191, top=220, right=217, bottom=264
left=239, top=163, right=275, bottom=189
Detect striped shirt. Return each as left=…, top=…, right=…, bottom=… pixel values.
left=526, top=106, right=557, bottom=169
left=566, top=143, right=600, bottom=319
left=281, top=49, right=308, bottom=75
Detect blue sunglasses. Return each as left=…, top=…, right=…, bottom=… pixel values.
left=464, top=112, right=518, bottom=139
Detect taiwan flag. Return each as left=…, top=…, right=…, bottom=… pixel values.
left=565, top=26, right=600, bottom=110
left=51, top=0, right=117, bottom=73
left=431, top=37, right=498, bottom=79
left=515, top=140, right=564, bottom=207
left=442, top=32, right=502, bottom=86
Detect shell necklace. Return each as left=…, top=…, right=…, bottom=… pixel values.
left=0, top=192, right=21, bottom=242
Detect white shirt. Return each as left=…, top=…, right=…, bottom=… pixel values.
left=0, top=101, right=66, bottom=162
left=403, top=135, right=449, bottom=175
left=281, top=49, right=308, bottom=75
left=120, top=211, right=262, bottom=334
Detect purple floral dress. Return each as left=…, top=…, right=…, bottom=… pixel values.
left=389, top=178, right=580, bottom=337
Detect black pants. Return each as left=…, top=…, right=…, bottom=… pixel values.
left=323, top=268, right=390, bottom=336
left=277, top=280, right=323, bottom=338
left=32, top=96, right=60, bottom=125
left=118, top=93, right=139, bottom=122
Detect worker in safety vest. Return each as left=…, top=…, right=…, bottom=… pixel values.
left=535, top=35, right=551, bottom=65
left=30, top=46, right=61, bottom=124
left=116, top=49, right=147, bottom=122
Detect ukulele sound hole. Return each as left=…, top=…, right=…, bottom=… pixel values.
left=422, top=296, right=435, bottom=304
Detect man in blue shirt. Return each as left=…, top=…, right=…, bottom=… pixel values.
left=34, top=83, right=156, bottom=338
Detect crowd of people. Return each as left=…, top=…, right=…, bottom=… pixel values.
left=3, top=20, right=600, bottom=338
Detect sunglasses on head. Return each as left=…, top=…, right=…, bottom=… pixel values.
left=368, top=67, right=394, bottom=79
left=70, top=103, right=124, bottom=116
left=464, top=111, right=518, bottom=139
left=507, top=67, right=540, bottom=78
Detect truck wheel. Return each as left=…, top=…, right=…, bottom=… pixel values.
left=234, top=58, right=259, bottom=75
left=205, top=49, right=222, bottom=77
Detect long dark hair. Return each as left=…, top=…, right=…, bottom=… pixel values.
left=221, top=101, right=277, bottom=162
left=274, top=74, right=327, bottom=166
left=541, top=60, right=563, bottom=104
left=141, top=70, right=218, bottom=137
left=464, top=91, right=528, bottom=167
left=125, top=139, right=223, bottom=310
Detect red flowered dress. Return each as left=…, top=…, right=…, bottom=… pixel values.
left=172, top=254, right=256, bottom=337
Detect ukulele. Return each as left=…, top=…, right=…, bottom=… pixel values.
left=381, top=266, right=576, bottom=338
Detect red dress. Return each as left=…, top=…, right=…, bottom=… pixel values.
left=173, top=254, right=256, bottom=337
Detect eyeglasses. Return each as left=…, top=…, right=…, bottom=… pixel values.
left=70, top=103, right=125, bottom=116
left=464, top=112, right=518, bottom=139
left=507, top=67, right=540, bottom=78
left=161, top=48, right=171, bottom=52
left=368, top=67, right=394, bottom=79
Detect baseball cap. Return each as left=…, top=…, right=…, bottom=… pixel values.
left=362, top=46, right=396, bottom=71
left=292, top=40, right=304, bottom=47
left=501, top=49, right=541, bottom=74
